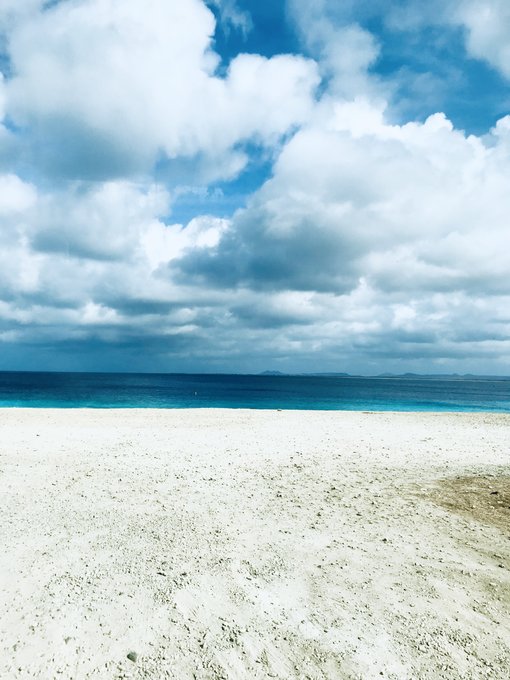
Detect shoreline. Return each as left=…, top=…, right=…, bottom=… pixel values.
left=0, top=405, right=509, bottom=413
left=1, top=409, right=509, bottom=678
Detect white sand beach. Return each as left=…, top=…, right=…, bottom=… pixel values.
left=0, top=408, right=509, bottom=679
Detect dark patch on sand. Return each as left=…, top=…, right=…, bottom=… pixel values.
left=428, top=474, right=510, bottom=534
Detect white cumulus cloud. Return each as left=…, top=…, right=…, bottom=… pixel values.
left=6, top=0, right=318, bottom=181
left=172, top=98, right=510, bottom=371
left=455, top=0, right=510, bottom=78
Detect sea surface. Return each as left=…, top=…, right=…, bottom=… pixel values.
left=0, top=372, right=509, bottom=411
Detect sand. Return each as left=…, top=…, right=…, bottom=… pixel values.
left=0, top=408, right=509, bottom=679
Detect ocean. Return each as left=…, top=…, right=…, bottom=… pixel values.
left=0, top=372, right=509, bottom=411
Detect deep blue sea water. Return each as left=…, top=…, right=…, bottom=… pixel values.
left=0, top=372, right=509, bottom=411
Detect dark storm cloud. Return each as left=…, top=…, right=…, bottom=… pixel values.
left=102, top=298, right=180, bottom=317
left=174, top=207, right=362, bottom=294
left=230, top=303, right=315, bottom=329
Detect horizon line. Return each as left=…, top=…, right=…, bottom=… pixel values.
left=0, top=369, right=509, bottom=380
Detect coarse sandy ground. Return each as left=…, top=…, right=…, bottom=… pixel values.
left=0, top=408, right=509, bottom=680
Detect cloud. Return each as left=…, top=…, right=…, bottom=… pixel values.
left=0, top=73, right=17, bottom=165
left=207, top=0, right=253, bottom=36
left=455, top=0, right=510, bottom=78
left=0, top=0, right=509, bottom=373
left=287, top=0, right=382, bottom=99
left=0, top=1, right=45, bottom=37
left=2, top=96, right=509, bottom=373
left=286, top=0, right=510, bottom=131
left=169, top=100, right=510, bottom=370
left=0, top=173, right=36, bottom=218
left=5, top=0, right=318, bottom=181
left=384, top=0, right=510, bottom=80
left=29, top=181, right=170, bottom=261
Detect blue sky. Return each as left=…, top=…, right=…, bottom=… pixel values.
left=0, top=0, right=509, bottom=374
left=211, top=0, right=509, bottom=133
left=180, top=0, right=510, bottom=223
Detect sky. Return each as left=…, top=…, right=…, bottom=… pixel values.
left=0, top=0, right=509, bottom=375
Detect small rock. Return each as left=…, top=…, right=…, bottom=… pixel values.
left=127, top=652, right=137, bottom=663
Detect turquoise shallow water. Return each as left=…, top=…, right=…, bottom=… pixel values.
left=0, top=372, right=509, bottom=411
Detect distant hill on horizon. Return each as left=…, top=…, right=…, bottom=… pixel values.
left=259, top=371, right=510, bottom=380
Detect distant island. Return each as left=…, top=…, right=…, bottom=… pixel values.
left=259, top=371, right=510, bottom=380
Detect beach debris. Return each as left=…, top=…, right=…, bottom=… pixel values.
left=127, top=651, right=138, bottom=663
